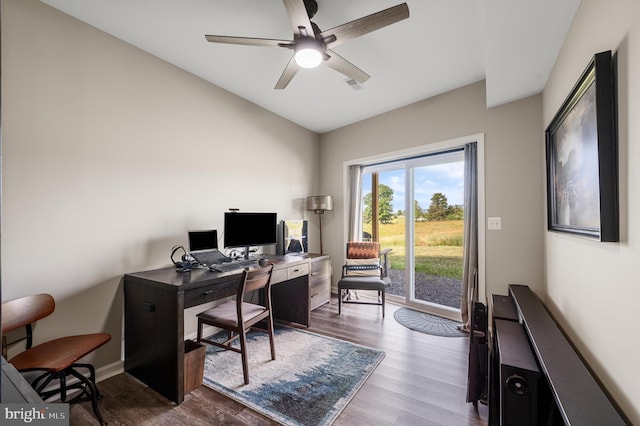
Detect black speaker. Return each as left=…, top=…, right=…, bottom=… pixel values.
left=489, top=295, right=520, bottom=425
left=495, top=319, right=540, bottom=426
left=466, top=301, right=488, bottom=404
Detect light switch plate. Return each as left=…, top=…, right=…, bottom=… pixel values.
left=488, top=217, right=502, bottom=230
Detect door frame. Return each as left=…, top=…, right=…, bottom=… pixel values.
left=343, top=134, right=486, bottom=321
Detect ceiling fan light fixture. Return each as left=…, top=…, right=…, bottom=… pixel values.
left=295, top=48, right=322, bottom=68
left=294, top=38, right=323, bottom=68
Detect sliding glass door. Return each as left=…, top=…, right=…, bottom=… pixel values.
left=361, top=149, right=465, bottom=314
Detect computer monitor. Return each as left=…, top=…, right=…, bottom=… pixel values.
left=223, top=212, right=277, bottom=259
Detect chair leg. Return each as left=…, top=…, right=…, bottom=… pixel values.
left=76, top=363, right=102, bottom=400
left=382, top=290, right=386, bottom=318
left=197, top=319, right=202, bottom=343
left=59, top=374, right=68, bottom=402
left=69, top=366, right=106, bottom=425
left=238, top=328, right=250, bottom=385
left=267, top=315, right=276, bottom=361
left=338, top=288, right=342, bottom=314
left=31, top=371, right=55, bottom=397
left=32, top=365, right=106, bottom=425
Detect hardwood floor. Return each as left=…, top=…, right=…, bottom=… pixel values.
left=70, top=298, right=488, bottom=425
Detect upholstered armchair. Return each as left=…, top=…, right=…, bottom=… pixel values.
left=337, top=242, right=392, bottom=317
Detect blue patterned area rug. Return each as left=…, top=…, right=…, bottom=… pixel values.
left=202, top=325, right=385, bottom=426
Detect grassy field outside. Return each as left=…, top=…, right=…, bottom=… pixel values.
left=364, top=217, right=464, bottom=280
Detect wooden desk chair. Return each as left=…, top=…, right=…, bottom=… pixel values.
left=1, top=293, right=111, bottom=425
left=197, top=264, right=275, bottom=385
left=337, top=242, right=392, bottom=317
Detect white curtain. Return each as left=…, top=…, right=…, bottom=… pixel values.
left=347, top=165, right=363, bottom=242
left=461, top=142, right=478, bottom=327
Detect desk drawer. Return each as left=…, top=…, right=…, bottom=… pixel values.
left=287, top=263, right=309, bottom=280
left=310, top=279, right=330, bottom=310
left=184, top=281, right=237, bottom=308
left=310, top=258, right=330, bottom=284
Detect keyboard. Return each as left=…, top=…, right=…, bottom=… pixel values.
left=209, top=259, right=257, bottom=272
left=192, top=250, right=229, bottom=265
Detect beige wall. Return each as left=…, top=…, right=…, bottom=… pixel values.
left=7, top=0, right=636, bottom=420
left=320, top=80, right=545, bottom=311
left=542, top=0, right=640, bottom=422
left=1, top=0, right=319, bottom=373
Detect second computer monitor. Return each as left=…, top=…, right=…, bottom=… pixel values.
left=223, top=212, right=277, bottom=258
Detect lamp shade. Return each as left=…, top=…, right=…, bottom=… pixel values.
left=306, top=196, right=333, bottom=213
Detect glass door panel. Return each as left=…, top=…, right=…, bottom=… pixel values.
left=411, top=156, right=464, bottom=309
left=361, top=149, right=464, bottom=313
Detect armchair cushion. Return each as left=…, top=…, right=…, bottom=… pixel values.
left=338, top=276, right=386, bottom=291
left=345, top=258, right=381, bottom=277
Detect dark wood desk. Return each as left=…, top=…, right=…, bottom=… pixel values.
left=124, top=254, right=330, bottom=404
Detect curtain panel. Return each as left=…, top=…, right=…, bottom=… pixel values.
left=460, top=142, right=478, bottom=327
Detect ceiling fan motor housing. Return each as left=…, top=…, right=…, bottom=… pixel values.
left=303, top=0, right=318, bottom=19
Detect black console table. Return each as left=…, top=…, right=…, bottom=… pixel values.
left=124, top=254, right=330, bottom=404
left=491, top=285, right=627, bottom=425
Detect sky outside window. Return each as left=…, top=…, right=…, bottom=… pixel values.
left=362, top=162, right=465, bottom=212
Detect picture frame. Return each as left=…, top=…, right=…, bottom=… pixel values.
left=545, top=50, right=618, bottom=241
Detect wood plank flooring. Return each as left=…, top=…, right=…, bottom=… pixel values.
left=70, top=298, right=488, bottom=425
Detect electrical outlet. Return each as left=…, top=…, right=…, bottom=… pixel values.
left=488, top=217, right=502, bottom=230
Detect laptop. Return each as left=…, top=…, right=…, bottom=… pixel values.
left=187, top=230, right=230, bottom=265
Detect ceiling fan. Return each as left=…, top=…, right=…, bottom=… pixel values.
left=205, top=0, right=409, bottom=89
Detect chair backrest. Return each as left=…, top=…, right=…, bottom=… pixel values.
left=344, top=242, right=383, bottom=278
left=2, top=293, right=55, bottom=335
left=346, top=242, right=380, bottom=259
left=2, top=293, right=56, bottom=359
left=236, top=264, right=274, bottom=317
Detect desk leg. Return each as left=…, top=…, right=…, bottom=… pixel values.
left=125, top=282, right=185, bottom=404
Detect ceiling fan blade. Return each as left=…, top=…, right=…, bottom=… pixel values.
left=205, top=34, right=292, bottom=48
left=282, top=0, right=316, bottom=38
left=274, top=56, right=300, bottom=89
left=320, top=3, right=409, bottom=49
left=324, top=50, right=370, bottom=84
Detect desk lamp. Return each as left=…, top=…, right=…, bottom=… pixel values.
left=306, top=195, right=333, bottom=254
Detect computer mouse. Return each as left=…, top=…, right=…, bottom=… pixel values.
left=258, top=258, right=270, bottom=266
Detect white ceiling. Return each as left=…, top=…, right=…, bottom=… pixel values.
left=39, top=0, right=581, bottom=133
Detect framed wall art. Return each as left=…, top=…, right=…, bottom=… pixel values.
left=545, top=50, right=619, bottom=241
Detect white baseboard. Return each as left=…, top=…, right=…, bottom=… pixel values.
left=96, top=360, right=124, bottom=384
